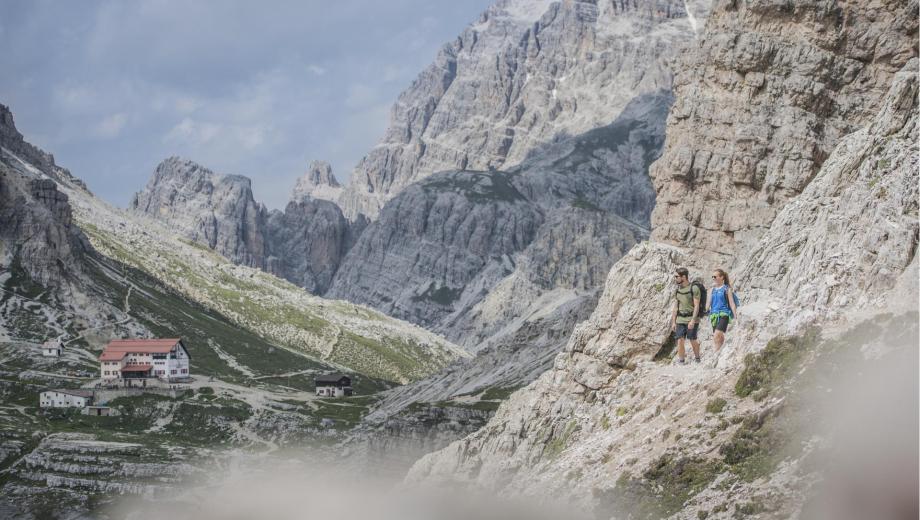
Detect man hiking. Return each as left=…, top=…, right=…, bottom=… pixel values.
left=670, top=267, right=702, bottom=364
left=706, top=268, right=739, bottom=353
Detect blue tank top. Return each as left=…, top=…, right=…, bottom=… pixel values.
left=710, top=285, right=731, bottom=314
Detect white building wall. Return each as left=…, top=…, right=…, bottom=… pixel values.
left=99, top=341, right=190, bottom=382
left=100, top=360, right=124, bottom=380
left=39, top=391, right=90, bottom=408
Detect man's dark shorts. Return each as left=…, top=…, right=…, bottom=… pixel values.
left=674, top=323, right=699, bottom=341
left=712, top=316, right=730, bottom=333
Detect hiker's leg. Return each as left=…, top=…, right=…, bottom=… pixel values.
left=676, top=337, right=686, bottom=360
left=714, top=330, right=725, bottom=352
left=687, top=324, right=700, bottom=358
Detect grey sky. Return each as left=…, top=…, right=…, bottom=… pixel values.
left=0, top=0, right=492, bottom=209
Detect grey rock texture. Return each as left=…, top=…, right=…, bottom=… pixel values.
left=130, top=157, right=270, bottom=270
left=338, top=0, right=711, bottom=220
left=291, top=160, right=343, bottom=203
left=330, top=93, right=667, bottom=347
left=0, top=110, right=88, bottom=286
left=343, top=404, right=494, bottom=479
left=366, top=292, right=597, bottom=422
left=406, top=3, right=918, bottom=516
left=265, top=197, right=351, bottom=294
left=649, top=0, right=919, bottom=264
left=131, top=157, right=362, bottom=295
left=331, top=93, right=668, bottom=428
left=0, top=104, right=87, bottom=190
left=330, top=168, right=545, bottom=327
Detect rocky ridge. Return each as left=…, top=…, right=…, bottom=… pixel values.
left=290, top=160, right=343, bottom=203
left=329, top=92, right=669, bottom=428
left=405, top=2, right=918, bottom=517
left=130, top=157, right=269, bottom=270
left=0, top=106, right=90, bottom=287
left=338, top=0, right=711, bottom=221
left=649, top=0, right=919, bottom=264
left=131, top=157, right=362, bottom=295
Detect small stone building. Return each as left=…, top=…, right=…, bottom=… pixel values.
left=315, top=374, right=353, bottom=398
left=42, top=339, right=63, bottom=357
left=40, top=389, right=93, bottom=408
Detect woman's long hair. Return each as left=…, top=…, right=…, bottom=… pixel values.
left=714, top=268, right=732, bottom=288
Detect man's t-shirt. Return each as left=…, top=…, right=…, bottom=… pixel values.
left=675, top=284, right=701, bottom=324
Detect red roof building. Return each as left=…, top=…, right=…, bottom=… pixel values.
left=99, top=338, right=191, bottom=383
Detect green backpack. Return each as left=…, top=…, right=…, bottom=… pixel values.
left=676, top=280, right=707, bottom=318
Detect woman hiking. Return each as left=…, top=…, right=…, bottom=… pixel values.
left=706, top=269, right=739, bottom=353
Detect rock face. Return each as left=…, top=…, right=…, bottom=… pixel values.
left=649, top=0, right=919, bottom=264
left=265, top=198, right=352, bottom=294
left=338, top=0, right=711, bottom=220
left=330, top=92, right=667, bottom=348
left=130, top=157, right=270, bottom=270
left=406, top=2, right=918, bottom=516
left=334, top=93, right=667, bottom=429
left=290, top=160, right=343, bottom=203
left=343, top=404, right=495, bottom=479
left=0, top=108, right=87, bottom=286
left=0, top=104, right=87, bottom=190
left=131, top=157, right=360, bottom=294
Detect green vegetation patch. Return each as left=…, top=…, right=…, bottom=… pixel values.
left=422, top=170, right=526, bottom=203
left=718, top=413, right=786, bottom=482
left=571, top=197, right=601, bottom=212
left=608, top=454, right=723, bottom=519
left=706, top=397, right=727, bottom=415
left=544, top=420, right=579, bottom=459
left=735, top=328, right=819, bottom=399
left=411, top=282, right=463, bottom=306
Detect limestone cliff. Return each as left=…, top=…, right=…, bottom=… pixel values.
left=649, top=0, right=918, bottom=264
left=290, top=160, right=343, bottom=204
left=338, top=0, right=711, bottom=220
left=130, top=157, right=270, bottom=270
left=406, top=2, right=918, bottom=517
left=0, top=107, right=89, bottom=287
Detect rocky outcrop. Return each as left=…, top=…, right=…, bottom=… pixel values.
left=330, top=92, right=666, bottom=348
left=366, top=292, right=597, bottom=421
left=343, top=404, right=494, bottom=479
left=649, top=0, right=919, bottom=264
left=338, top=0, right=711, bottom=220
left=0, top=104, right=86, bottom=190
left=265, top=197, right=351, bottom=294
left=130, top=157, right=270, bottom=270
left=0, top=122, right=87, bottom=286
left=291, top=160, right=343, bottom=203
left=406, top=2, right=918, bottom=516
left=330, top=169, right=545, bottom=327
left=130, top=157, right=365, bottom=295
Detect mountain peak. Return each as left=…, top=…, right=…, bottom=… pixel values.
left=291, top=160, right=342, bottom=203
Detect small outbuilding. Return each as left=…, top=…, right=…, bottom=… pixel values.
left=42, top=339, right=63, bottom=357
left=82, top=405, right=118, bottom=417
left=315, top=374, right=353, bottom=398
left=40, top=389, right=94, bottom=409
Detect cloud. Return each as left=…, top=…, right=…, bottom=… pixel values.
left=174, top=97, right=200, bottom=114
left=93, top=112, right=128, bottom=139
left=344, top=83, right=379, bottom=109
left=164, top=117, right=220, bottom=145
left=0, top=0, right=495, bottom=208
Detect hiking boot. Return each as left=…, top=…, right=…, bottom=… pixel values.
left=694, top=356, right=701, bottom=363
left=676, top=357, right=686, bottom=365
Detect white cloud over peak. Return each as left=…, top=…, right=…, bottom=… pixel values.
left=93, top=112, right=128, bottom=139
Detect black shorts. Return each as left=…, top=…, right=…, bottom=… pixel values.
left=674, top=323, right=699, bottom=340
left=712, top=316, right=730, bottom=333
